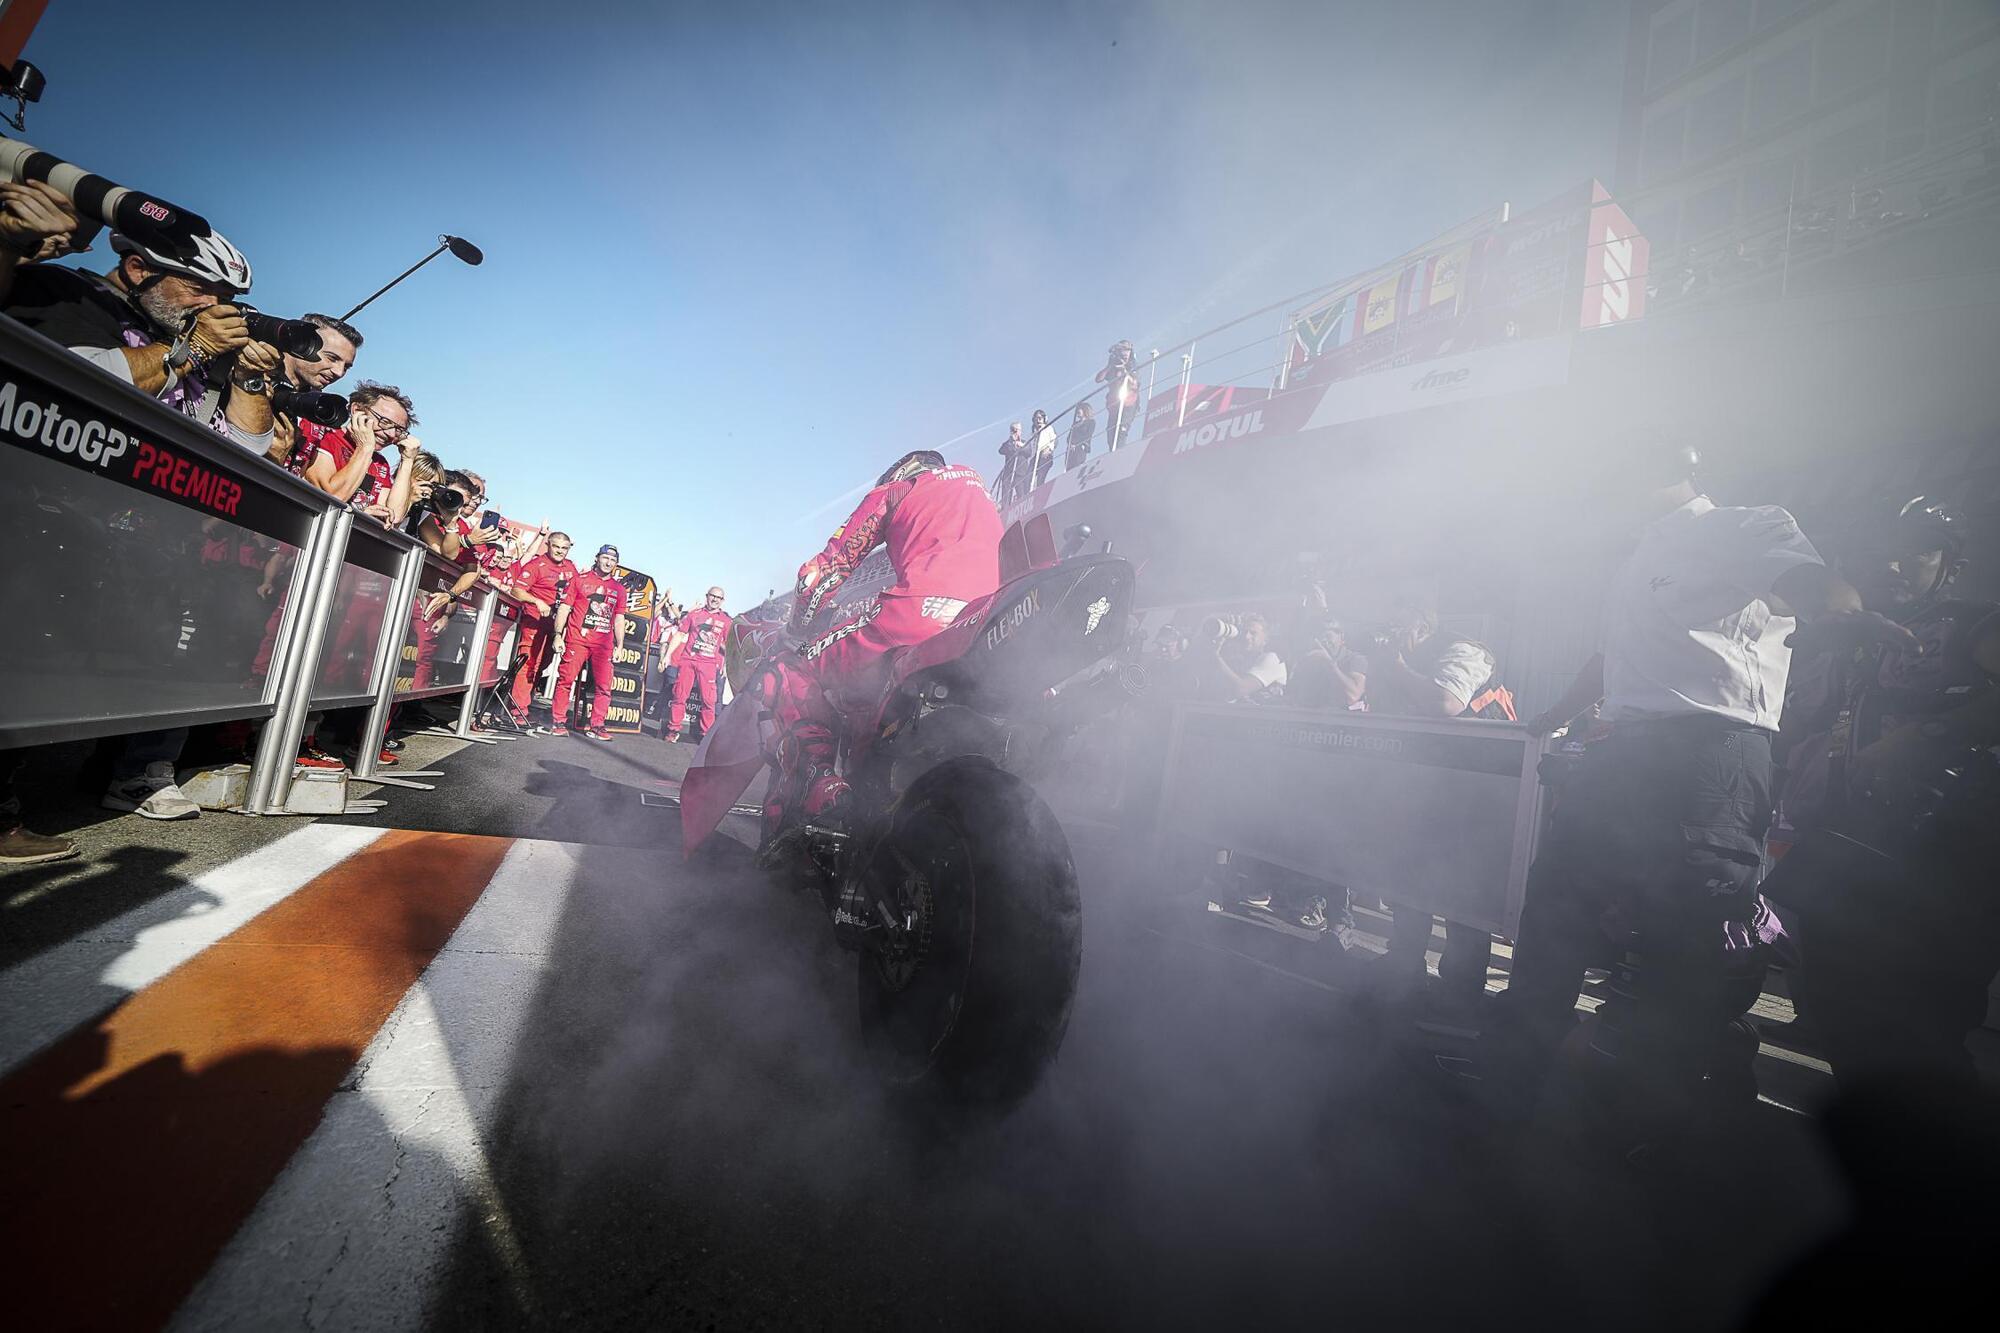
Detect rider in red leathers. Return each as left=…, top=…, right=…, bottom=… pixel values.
left=740, top=450, right=1003, bottom=847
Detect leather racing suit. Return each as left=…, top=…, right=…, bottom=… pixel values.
left=753, top=459, right=1003, bottom=841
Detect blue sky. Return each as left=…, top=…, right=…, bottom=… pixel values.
left=20, top=0, right=1626, bottom=604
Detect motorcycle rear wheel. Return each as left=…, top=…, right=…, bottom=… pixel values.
left=853, top=756, right=1082, bottom=1107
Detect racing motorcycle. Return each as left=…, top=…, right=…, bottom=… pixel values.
left=693, top=520, right=1138, bottom=1106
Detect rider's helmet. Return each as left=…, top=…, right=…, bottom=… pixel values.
left=877, top=450, right=946, bottom=486
left=110, top=230, right=252, bottom=296
left=1894, top=495, right=1965, bottom=561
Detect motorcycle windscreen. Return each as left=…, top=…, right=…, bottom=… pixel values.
left=680, top=689, right=765, bottom=855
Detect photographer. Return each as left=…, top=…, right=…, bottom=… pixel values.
left=3, top=222, right=278, bottom=452
left=1096, top=340, right=1140, bottom=451
left=1203, top=612, right=1286, bottom=701
left=1287, top=616, right=1369, bottom=711
left=298, top=384, right=415, bottom=522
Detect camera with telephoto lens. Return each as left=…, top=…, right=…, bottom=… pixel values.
left=269, top=384, right=348, bottom=427
left=433, top=485, right=468, bottom=512
left=1200, top=615, right=1241, bottom=642
left=232, top=304, right=324, bottom=361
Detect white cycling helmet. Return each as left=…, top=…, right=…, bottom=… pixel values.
left=110, top=229, right=252, bottom=295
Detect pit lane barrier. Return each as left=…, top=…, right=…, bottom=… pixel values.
left=1152, top=702, right=1546, bottom=939
left=0, top=314, right=528, bottom=816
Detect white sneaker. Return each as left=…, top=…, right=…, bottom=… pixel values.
left=101, top=761, right=200, bottom=821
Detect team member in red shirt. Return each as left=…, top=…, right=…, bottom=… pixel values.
left=666, top=586, right=732, bottom=742
left=509, top=531, right=578, bottom=718
left=297, top=383, right=416, bottom=523
left=548, top=543, right=631, bottom=740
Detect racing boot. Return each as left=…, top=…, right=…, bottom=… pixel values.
left=754, top=720, right=842, bottom=875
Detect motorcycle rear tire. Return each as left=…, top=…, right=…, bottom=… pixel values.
left=854, top=756, right=1082, bottom=1107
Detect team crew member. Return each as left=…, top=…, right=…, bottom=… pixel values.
left=666, top=587, right=732, bottom=742
left=682, top=450, right=1002, bottom=855
left=548, top=544, right=631, bottom=740
left=1772, top=497, right=2000, bottom=1086
left=1488, top=441, right=1912, bottom=1138
left=509, top=532, right=579, bottom=718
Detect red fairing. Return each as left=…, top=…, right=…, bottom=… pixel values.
left=795, top=464, right=1002, bottom=624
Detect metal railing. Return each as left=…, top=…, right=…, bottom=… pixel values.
left=0, top=314, right=529, bottom=816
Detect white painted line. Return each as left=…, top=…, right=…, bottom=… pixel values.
left=0, top=824, right=386, bottom=1077
left=173, top=837, right=579, bottom=1332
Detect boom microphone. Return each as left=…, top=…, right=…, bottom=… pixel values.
left=0, top=134, right=212, bottom=263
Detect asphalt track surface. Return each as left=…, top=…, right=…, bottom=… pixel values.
left=1, top=723, right=1956, bottom=1329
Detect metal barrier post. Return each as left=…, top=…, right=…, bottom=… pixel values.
left=353, top=543, right=446, bottom=791
left=350, top=541, right=425, bottom=782
left=451, top=589, right=502, bottom=743
left=244, top=508, right=353, bottom=815
left=1177, top=342, right=1196, bottom=427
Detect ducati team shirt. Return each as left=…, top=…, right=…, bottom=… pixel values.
left=298, top=420, right=394, bottom=510
left=565, top=570, right=629, bottom=641
left=511, top=554, right=578, bottom=619
left=677, top=607, right=732, bottom=662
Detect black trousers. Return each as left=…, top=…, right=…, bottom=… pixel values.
left=1492, top=716, right=1776, bottom=1104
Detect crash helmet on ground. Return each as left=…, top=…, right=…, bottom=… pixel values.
left=877, top=450, right=947, bottom=486
left=110, top=229, right=252, bottom=295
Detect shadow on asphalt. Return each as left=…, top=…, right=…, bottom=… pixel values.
left=421, top=830, right=1851, bottom=1331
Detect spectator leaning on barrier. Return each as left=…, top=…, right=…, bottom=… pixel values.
left=1066, top=402, right=1094, bottom=472
left=995, top=422, right=1029, bottom=506
left=1030, top=408, right=1057, bottom=489
left=548, top=543, right=631, bottom=740
left=1, top=212, right=278, bottom=454
left=666, top=586, right=731, bottom=742
left=508, top=530, right=578, bottom=721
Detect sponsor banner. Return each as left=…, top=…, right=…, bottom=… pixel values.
left=1578, top=181, right=1649, bottom=331
left=0, top=364, right=314, bottom=545
left=1299, top=336, right=1573, bottom=433
left=1001, top=436, right=1153, bottom=522
left=1141, top=382, right=1271, bottom=438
